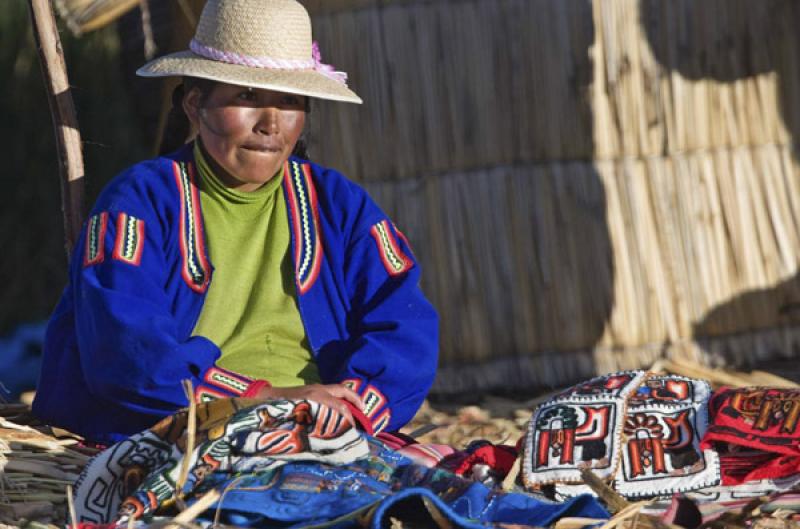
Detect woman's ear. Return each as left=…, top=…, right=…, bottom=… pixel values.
left=182, top=87, right=203, bottom=130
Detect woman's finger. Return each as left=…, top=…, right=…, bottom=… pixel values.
left=328, top=385, right=364, bottom=409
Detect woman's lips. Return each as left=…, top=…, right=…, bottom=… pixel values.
left=242, top=142, right=282, bottom=152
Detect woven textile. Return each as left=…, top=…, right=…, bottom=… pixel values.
left=703, top=387, right=800, bottom=484
left=524, top=371, right=720, bottom=498
left=73, top=398, right=365, bottom=525
left=188, top=437, right=609, bottom=529
left=73, top=399, right=608, bottom=528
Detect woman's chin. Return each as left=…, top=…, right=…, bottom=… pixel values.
left=234, top=168, right=284, bottom=190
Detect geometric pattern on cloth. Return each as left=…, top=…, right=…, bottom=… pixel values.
left=112, top=213, right=145, bottom=266
left=203, top=367, right=253, bottom=395
left=341, top=379, right=391, bottom=434
left=523, top=371, right=647, bottom=486
left=195, top=385, right=230, bottom=403
left=172, top=161, right=210, bottom=293
left=370, top=220, right=412, bottom=277
left=72, top=398, right=366, bottom=526
left=71, top=425, right=611, bottom=529
left=283, top=160, right=323, bottom=295
left=363, top=385, right=387, bottom=418
left=83, top=212, right=108, bottom=267
left=615, top=375, right=719, bottom=497
left=704, top=387, right=800, bottom=457
left=525, top=372, right=721, bottom=498
left=702, top=387, right=800, bottom=484
left=143, top=437, right=610, bottom=529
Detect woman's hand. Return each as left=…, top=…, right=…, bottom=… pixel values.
left=250, top=383, right=364, bottom=426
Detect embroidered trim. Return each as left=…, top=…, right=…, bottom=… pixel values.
left=284, top=161, right=323, bottom=294
left=363, top=385, right=387, bottom=418
left=203, top=367, right=254, bottom=396
left=195, top=386, right=228, bottom=403
left=372, top=409, right=391, bottom=434
left=173, top=161, right=210, bottom=293
left=112, top=213, right=145, bottom=265
left=341, top=379, right=361, bottom=392
left=83, top=212, right=108, bottom=267
left=370, top=220, right=412, bottom=276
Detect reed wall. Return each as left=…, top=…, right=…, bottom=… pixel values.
left=305, top=0, right=800, bottom=391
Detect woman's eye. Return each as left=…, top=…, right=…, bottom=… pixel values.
left=238, top=90, right=257, bottom=101
left=281, top=95, right=300, bottom=106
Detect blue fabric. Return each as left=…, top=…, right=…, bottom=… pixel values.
left=0, top=321, right=46, bottom=399
left=33, top=144, right=438, bottom=444
left=195, top=438, right=609, bottom=529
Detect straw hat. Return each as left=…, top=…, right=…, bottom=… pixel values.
left=137, top=0, right=362, bottom=104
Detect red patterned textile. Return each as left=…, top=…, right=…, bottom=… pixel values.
left=440, top=442, right=518, bottom=479
left=702, top=387, right=800, bottom=484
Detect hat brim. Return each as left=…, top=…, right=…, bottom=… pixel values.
left=137, top=51, right=363, bottom=104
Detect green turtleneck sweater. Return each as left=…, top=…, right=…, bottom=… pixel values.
left=191, top=143, right=320, bottom=387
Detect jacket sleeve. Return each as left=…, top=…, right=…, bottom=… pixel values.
left=335, top=217, right=439, bottom=434
left=71, top=203, right=265, bottom=422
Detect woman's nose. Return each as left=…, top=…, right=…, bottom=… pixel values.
left=255, top=107, right=279, bottom=134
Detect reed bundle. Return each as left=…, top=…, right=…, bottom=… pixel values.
left=0, top=406, right=92, bottom=528
left=53, top=0, right=140, bottom=34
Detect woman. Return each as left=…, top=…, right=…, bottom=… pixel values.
left=33, top=0, right=438, bottom=445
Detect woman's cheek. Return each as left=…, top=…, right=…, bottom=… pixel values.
left=283, top=111, right=305, bottom=138
left=215, top=107, right=251, bottom=135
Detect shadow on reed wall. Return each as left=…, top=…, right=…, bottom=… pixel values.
left=640, top=0, right=800, bottom=367
left=307, top=0, right=615, bottom=393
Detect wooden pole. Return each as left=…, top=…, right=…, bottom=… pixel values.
left=28, top=0, right=85, bottom=258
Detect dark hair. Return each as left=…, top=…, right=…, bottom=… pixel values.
left=158, top=77, right=311, bottom=160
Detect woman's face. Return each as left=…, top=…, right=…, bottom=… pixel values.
left=183, top=82, right=307, bottom=192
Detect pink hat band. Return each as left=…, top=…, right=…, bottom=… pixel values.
left=189, top=39, right=348, bottom=86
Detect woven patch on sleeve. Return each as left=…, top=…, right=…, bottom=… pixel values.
left=83, top=212, right=108, bottom=267
left=195, top=386, right=229, bottom=403
left=203, top=366, right=254, bottom=396
left=112, top=213, right=145, bottom=266
left=370, top=220, right=413, bottom=276
left=362, top=385, right=388, bottom=419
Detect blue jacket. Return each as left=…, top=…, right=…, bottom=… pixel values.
left=33, top=145, right=438, bottom=444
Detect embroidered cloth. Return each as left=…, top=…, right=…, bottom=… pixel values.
left=702, top=387, right=800, bottom=484
left=523, top=371, right=720, bottom=498
left=74, top=398, right=365, bottom=524
left=74, top=398, right=609, bottom=529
